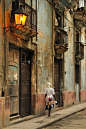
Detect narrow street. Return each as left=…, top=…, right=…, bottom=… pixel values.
left=42, top=109, right=86, bottom=129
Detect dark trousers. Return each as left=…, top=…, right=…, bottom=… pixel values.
left=48, top=98, right=52, bottom=116
left=48, top=105, right=51, bottom=116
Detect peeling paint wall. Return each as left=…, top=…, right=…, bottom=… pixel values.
left=37, top=0, right=53, bottom=93
left=64, top=10, right=75, bottom=91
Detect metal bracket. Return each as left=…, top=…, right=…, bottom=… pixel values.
left=3, top=26, right=16, bottom=35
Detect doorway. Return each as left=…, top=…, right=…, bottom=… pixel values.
left=54, top=57, right=62, bottom=107
left=75, top=64, right=80, bottom=102
left=9, top=47, right=31, bottom=117
left=8, top=48, right=19, bottom=116
left=20, top=49, right=31, bottom=117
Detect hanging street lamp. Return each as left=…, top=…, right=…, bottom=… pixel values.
left=14, top=5, right=28, bottom=26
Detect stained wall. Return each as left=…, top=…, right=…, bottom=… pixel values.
left=36, top=0, right=53, bottom=94
left=64, top=10, right=75, bottom=91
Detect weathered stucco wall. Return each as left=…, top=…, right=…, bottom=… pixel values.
left=64, top=10, right=75, bottom=91
left=37, top=0, right=53, bottom=94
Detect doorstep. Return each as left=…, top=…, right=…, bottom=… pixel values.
left=10, top=115, right=20, bottom=121
left=10, top=115, right=36, bottom=126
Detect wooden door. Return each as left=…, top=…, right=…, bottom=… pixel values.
left=54, top=58, right=62, bottom=106
left=20, top=50, right=31, bottom=117
left=8, top=48, right=19, bottom=116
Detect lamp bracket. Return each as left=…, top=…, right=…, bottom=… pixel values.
left=3, top=26, right=16, bottom=35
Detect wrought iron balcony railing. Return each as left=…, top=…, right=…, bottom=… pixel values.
left=55, top=27, right=68, bottom=46
left=75, top=42, right=84, bottom=61
left=54, top=27, right=68, bottom=54
left=74, top=2, right=86, bottom=28
left=53, top=0, right=77, bottom=9
left=24, top=2, right=37, bottom=31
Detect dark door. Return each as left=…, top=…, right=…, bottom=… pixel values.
left=54, top=58, right=62, bottom=107
left=75, top=65, right=80, bottom=102
left=8, top=48, right=19, bottom=116
left=20, top=50, right=31, bottom=117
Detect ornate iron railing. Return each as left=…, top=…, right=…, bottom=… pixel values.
left=21, top=2, right=37, bottom=31
left=75, top=42, right=84, bottom=60
left=55, top=27, right=68, bottom=47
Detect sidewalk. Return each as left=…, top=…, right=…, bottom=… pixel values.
left=3, top=102, right=86, bottom=129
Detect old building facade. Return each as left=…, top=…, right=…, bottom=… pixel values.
left=0, top=0, right=86, bottom=128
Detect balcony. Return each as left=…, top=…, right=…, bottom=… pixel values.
left=53, top=0, right=77, bottom=10
left=75, top=42, right=84, bottom=61
left=74, top=1, right=86, bottom=27
left=10, top=2, right=37, bottom=41
left=74, top=7, right=86, bottom=19
left=54, top=27, right=68, bottom=54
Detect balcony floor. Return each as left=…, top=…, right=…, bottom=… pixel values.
left=54, top=44, right=68, bottom=54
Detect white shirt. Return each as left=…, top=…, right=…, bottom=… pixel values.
left=45, top=87, right=55, bottom=98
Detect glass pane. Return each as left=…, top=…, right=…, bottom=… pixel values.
left=22, top=54, right=25, bottom=63
left=26, top=55, right=30, bottom=64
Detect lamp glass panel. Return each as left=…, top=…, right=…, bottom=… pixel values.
left=15, top=14, right=22, bottom=25
left=22, top=15, right=27, bottom=25
left=15, top=14, right=27, bottom=25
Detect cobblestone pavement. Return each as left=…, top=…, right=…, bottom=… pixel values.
left=42, top=109, right=86, bottom=129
